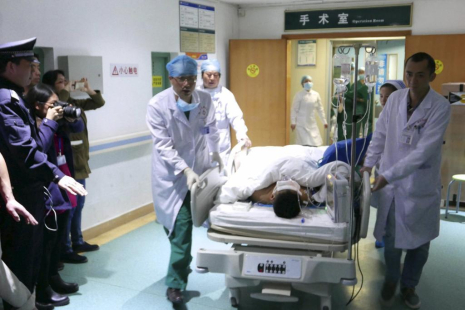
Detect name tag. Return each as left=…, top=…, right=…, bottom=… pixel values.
left=200, top=126, right=210, bottom=135
left=401, top=129, right=413, bottom=145
left=57, top=155, right=67, bottom=166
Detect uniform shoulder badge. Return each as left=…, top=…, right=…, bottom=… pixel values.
left=10, top=90, right=20, bottom=102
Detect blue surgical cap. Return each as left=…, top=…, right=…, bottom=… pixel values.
left=201, top=59, right=221, bottom=73
left=301, top=75, right=312, bottom=84
left=166, top=55, right=197, bottom=77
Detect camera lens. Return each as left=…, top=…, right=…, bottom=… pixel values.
left=63, top=106, right=81, bottom=118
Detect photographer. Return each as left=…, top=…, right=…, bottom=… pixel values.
left=25, top=83, right=83, bottom=308
left=42, top=70, right=105, bottom=263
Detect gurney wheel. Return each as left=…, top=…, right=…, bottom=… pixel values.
left=230, top=297, right=239, bottom=308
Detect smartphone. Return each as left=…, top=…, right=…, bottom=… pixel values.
left=74, top=82, right=85, bottom=90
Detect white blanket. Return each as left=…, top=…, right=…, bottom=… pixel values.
left=215, top=145, right=351, bottom=204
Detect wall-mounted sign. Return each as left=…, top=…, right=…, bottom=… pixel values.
left=376, top=54, right=387, bottom=95
left=110, top=63, right=138, bottom=77
left=435, top=60, right=444, bottom=75
left=297, top=40, right=317, bottom=66
left=246, top=64, right=259, bottom=78
left=180, top=1, right=215, bottom=53
left=285, top=5, right=412, bottom=31
left=152, top=76, right=162, bottom=87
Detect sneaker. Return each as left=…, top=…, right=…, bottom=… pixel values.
left=401, top=287, right=421, bottom=309
left=73, top=242, right=100, bottom=253
left=375, top=240, right=385, bottom=248
left=61, top=252, right=88, bottom=264
left=379, top=281, right=397, bottom=306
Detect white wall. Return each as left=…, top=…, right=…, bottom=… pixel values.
left=0, top=0, right=239, bottom=230
left=237, top=0, right=465, bottom=39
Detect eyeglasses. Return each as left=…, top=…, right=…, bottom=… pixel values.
left=175, top=76, right=197, bottom=84
left=205, top=73, right=220, bottom=79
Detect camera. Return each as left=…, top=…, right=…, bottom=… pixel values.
left=54, top=101, right=82, bottom=118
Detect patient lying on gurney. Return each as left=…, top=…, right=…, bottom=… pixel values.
left=215, top=145, right=352, bottom=219
left=250, top=178, right=320, bottom=219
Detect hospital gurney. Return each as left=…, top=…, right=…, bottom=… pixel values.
left=190, top=145, right=371, bottom=310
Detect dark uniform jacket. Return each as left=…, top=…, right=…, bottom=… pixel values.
left=0, top=77, right=64, bottom=191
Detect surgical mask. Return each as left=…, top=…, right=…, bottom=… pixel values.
left=273, top=179, right=302, bottom=196
left=176, top=96, right=199, bottom=112
left=303, top=82, right=313, bottom=91
left=359, top=74, right=365, bottom=80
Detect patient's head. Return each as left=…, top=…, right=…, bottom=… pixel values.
left=272, top=189, right=301, bottom=219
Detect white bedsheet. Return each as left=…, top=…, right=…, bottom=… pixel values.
left=210, top=203, right=349, bottom=243
left=215, top=145, right=351, bottom=204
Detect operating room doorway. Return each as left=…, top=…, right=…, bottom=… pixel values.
left=328, top=37, right=406, bottom=144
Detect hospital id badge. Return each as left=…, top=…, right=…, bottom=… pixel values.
left=401, top=130, right=413, bottom=145
left=200, top=126, right=210, bottom=135
left=57, top=155, right=67, bottom=166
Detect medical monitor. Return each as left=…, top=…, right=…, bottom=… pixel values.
left=325, top=173, right=350, bottom=223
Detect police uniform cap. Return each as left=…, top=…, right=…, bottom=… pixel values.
left=0, top=38, right=37, bottom=61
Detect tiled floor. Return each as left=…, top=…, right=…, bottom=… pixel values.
left=2, top=209, right=465, bottom=309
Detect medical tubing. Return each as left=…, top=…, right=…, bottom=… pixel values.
left=353, top=91, right=372, bottom=166
left=347, top=44, right=364, bottom=261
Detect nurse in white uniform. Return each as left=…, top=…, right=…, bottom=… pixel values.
left=146, top=55, right=222, bottom=304
left=290, top=75, right=328, bottom=146
left=197, top=59, right=251, bottom=167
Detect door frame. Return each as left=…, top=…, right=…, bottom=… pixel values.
left=282, top=30, right=411, bottom=144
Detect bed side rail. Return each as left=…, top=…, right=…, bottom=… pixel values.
left=359, top=171, right=371, bottom=238
left=190, top=167, right=226, bottom=227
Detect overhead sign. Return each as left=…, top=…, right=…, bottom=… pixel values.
left=180, top=1, right=216, bottom=53
left=110, top=63, right=138, bottom=77
left=285, top=5, right=412, bottom=31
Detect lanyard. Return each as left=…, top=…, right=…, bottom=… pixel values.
left=57, top=136, right=63, bottom=156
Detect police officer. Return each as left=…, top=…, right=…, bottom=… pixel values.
left=0, top=38, right=87, bottom=310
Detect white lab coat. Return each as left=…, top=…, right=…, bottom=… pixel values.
left=291, top=89, right=327, bottom=146
left=146, top=87, right=220, bottom=235
left=198, top=85, right=248, bottom=167
left=364, top=88, right=451, bottom=249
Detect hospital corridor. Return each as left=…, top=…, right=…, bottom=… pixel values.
left=1, top=0, right=465, bottom=310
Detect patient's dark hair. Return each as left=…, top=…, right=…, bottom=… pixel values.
left=273, top=190, right=301, bottom=219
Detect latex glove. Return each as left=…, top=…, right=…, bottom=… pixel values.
left=184, top=167, right=200, bottom=190
left=240, top=136, right=252, bottom=148
left=211, top=152, right=224, bottom=172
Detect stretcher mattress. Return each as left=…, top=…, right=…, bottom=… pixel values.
left=209, top=203, right=349, bottom=243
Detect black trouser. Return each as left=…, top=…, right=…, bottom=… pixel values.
left=37, top=210, right=70, bottom=290
left=0, top=185, right=46, bottom=308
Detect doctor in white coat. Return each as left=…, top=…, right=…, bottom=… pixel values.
left=291, top=75, right=327, bottom=146
left=197, top=59, right=251, bottom=167
left=361, top=52, right=451, bottom=309
left=146, top=55, right=221, bottom=304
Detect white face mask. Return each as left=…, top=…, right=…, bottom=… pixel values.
left=273, top=179, right=302, bottom=196
left=175, top=92, right=199, bottom=112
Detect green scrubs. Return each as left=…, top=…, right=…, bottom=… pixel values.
left=337, top=80, right=372, bottom=141
left=164, top=191, right=193, bottom=290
